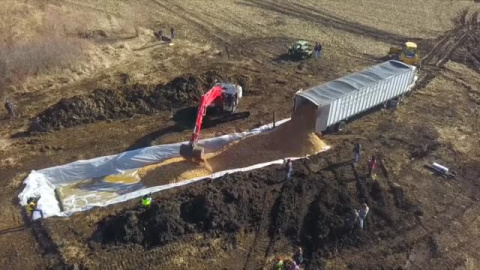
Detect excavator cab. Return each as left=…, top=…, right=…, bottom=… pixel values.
left=388, top=41, right=419, bottom=66
left=220, top=83, right=241, bottom=113
left=399, top=42, right=419, bottom=65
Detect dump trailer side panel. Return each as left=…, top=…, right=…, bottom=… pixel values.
left=295, top=61, right=416, bottom=134
left=324, top=65, right=415, bottom=128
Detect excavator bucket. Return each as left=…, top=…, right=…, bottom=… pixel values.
left=179, top=143, right=205, bottom=161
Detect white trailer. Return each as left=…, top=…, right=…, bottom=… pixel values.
left=294, top=60, right=417, bottom=133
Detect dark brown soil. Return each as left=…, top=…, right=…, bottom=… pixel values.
left=35, top=71, right=232, bottom=131
left=94, top=148, right=418, bottom=269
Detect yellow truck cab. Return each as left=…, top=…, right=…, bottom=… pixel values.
left=399, top=42, right=419, bottom=65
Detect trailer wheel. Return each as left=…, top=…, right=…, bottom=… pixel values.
left=335, top=121, right=347, bottom=132
left=326, top=125, right=336, bottom=133
left=388, top=99, right=400, bottom=108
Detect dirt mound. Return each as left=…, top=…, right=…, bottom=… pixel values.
left=95, top=154, right=417, bottom=268
left=97, top=171, right=270, bottom=247
left=36, top=71, right=223, bottom=131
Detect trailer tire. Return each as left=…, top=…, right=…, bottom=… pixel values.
left=388, top=99, right=399, bottom=108
left=326, top=125, right=336, bottom=133
left=335, top=121, right=347, bottom=132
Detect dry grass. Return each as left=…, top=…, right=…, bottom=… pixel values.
left=0, top=0, right=89, bottom=89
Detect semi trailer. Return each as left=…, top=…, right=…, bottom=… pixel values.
left=294, top=60, right=417, bottom=133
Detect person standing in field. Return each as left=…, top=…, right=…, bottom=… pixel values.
left=141, top=194, right=152, bottom=207
left=284, top=159, right=293, bottom=181
left=368, top=155, right=377, bottom=177
left=353, top=142, right=361, bottom=163
left=4, top=99, right=16, bottom=119
left=358, top=203, right=369, bottom=229
left=170, top=27, right=175, bottom=39
left=293, top=247, right=303, bottom=266
left=314, top=42, right=320, bottom=58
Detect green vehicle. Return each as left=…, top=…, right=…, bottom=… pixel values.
left=288, top=40, right=314, bottom=59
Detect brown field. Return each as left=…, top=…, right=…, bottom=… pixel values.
left=0, top=0, right=479, bottom=269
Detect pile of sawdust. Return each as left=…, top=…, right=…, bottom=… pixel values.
left=138, top=157, right=212, bottom=187
left=207, top=102, right=325, bottom=171
left=137, top=102, right=326, bottom=186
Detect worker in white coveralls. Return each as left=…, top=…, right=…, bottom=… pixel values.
left=284, top=159, right=293, bottom=180
left=358, top=203, right=369, bottom=229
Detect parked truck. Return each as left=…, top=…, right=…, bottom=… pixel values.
left=294, top=60, right=417, bottom=133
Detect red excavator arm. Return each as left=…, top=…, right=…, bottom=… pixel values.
left=190, top=85, right=223, bottom=143
left=179, top=85, right=224, bottom=160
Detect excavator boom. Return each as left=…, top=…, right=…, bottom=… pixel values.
left=180, top=85, right=224, bottom=161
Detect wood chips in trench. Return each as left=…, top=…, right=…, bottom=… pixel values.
left=139, top=103, right=326, bottom=187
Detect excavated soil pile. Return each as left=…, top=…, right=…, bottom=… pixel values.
left=97, top=170, right=270, bottom=247
left=96, top=152, right=418, bottom=268
left=36, top=71, right=223, bottom=131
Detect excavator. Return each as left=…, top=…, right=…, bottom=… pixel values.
left=179, top=83, right=243, bottom=161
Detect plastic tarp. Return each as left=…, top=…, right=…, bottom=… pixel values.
left=18, top=119, right=329, bottom=219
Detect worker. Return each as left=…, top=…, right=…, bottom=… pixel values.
left=170, top=27, right=175, bottom=39
left=274, top=256, right=284, bottom=270
left=358, top=203, right=369, bottom=229
left=4, top=99, right=16, bottom=119
left=368, top=155, right=377, bottom=177
left=26, top=197, right=44, bottom=220
left=353, top=142, right=361, bottom=163
left=314, top=42, right=320, bottom=58
left=30, top=117, right=47, bottom=133
left=284, top=159, right=293, bottom=181
left=288, top=260, right=300, bottom=270
left=157, top=29, right=163, bottom=40
left=293, top=247, right=303, bottom=266
left=141, top=194, right=152, bottom=207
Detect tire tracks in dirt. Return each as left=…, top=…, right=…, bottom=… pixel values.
left=153, top=0, right=234, bottom=47
left=241, top=0, right=409, bottom=44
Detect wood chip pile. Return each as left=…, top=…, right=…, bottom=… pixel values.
left=139, top=102, right=326, bottom=186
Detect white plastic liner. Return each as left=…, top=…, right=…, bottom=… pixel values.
left=18, top=118, right=330, bottom=219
